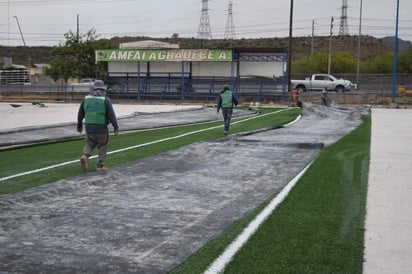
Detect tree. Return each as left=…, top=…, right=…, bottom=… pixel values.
left=359, top=48, right=412, bottom=73
left=361, top=52, right=393, bottom=73
left=331, top=51, right=357, bottom=73
left=45, top=28, right=111, bottom=82
left=292, top=51, right=357, bottom=74
left=292, top=52, right=326, bottom=73
left=398, top=47, right=412, bottom=73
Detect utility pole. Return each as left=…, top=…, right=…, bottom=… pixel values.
left=356, top=0, right=363, bottom=87
left=287, top=0, right=294, bottom=92
left=391, top=0, right=400, bottom=104
left=77, top=14, right=80, bottom=42
left=311, top=19, right=314, bottom=55
left=77, top=14, right=80, bottom=79
left=8, top=0, right=10, bottom=46
left=328, top=17, right=334, bottom=74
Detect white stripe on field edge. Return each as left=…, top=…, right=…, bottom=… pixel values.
left=204, top=160, right=314, bottom=274
left=1, top=108, right=298, bottom=182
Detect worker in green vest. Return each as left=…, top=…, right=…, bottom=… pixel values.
left=77, top=80, right=119, bottom=171
left=217, top=84, right=238, bottom=134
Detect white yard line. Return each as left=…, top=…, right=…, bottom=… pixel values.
left=0, top=108, right=296, bottom=182
left=204, top=160, right=314, bottom=274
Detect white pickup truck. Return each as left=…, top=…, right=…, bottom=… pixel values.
left=70, top=78, right=95, bottom=91
left=291, top=74, right=353, bottom=93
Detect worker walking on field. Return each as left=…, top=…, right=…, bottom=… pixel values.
left=293, top=88, right=302, bottom=108
left=77, top=80, right=119, bottom=172
left=217, top=84, right=238, bottom=134
left=321, top=87, right=329, bottom=106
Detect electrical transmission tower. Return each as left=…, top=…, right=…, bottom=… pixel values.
left=339, top=0, right=349, bottom=35
left=224, top=0, right=236, bottom=40
left=197, top=0, right=212, bottom=39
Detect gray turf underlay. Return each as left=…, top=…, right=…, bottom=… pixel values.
left=0, top=103, right=368, bottom=273
left=0, top=106, right=255, bottom=147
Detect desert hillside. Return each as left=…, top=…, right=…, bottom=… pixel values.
left=0, top=35, right=410, bottom=67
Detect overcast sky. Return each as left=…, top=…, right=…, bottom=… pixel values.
left=0, top=0, right=411, bottom=47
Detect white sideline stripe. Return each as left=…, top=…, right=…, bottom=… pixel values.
left=204, top=160, right=314, bottom=274
left=0, top=108, right=295, bottom=182
left=109, top=109, right=293, bottom=154
left=283, top=114, right=301, bottom=127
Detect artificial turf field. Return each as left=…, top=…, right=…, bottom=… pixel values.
left=0, top=106, right=370, bottom=273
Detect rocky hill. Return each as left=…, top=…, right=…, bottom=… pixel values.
left=380, top=36, right=412, bottom=52
left=0, top=35, right=409, bottom=67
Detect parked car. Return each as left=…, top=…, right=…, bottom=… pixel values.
left=70, top=78, right=95, bottom=91
left=291, top=74, right=354, bottom=93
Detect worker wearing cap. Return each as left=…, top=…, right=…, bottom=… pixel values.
left=77, top=79, right=119, bottom=171
left=217, top=84, right=238, bottom=134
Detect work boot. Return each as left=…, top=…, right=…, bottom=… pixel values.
left=96, top=165, right=108, bottom=172
left=80, top=155, right=88, bottom=171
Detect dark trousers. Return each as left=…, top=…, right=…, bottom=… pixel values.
left=222, top=107, right=233, bottom=131
left=321, top=97, right=328, bottom=106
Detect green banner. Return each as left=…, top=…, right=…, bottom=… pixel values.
left=95, top=49, right=232, bottom=62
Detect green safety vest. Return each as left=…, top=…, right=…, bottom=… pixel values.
left=220, top=91, right=233, bottom=108
left=83, top=95, right=106, bottom=125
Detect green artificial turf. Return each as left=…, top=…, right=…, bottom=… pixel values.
left=0, top=107, right=300, bottom=195
left=172, top=115, right=371, bottom=274
left=1, top=108, right=371, bottom=274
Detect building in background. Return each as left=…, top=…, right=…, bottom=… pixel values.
left=0, top=57, right=31, bottom=85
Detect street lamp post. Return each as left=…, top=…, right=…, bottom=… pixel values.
left=287, top=0, right=294, bottom=92
left=356, top=0, right=363, bottom=88
left=328, top=17, right=334, bottom=74
left=391, top=0, right=400, bottom=104
left=14, top=16, right=26, bottom=47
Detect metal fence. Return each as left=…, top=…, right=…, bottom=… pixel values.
left=1, top=73, right=411, bottom=105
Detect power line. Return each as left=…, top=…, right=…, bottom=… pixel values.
left=0, top=0, right=136, bottom=6
left=2, top=2, right=412, bottom=47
